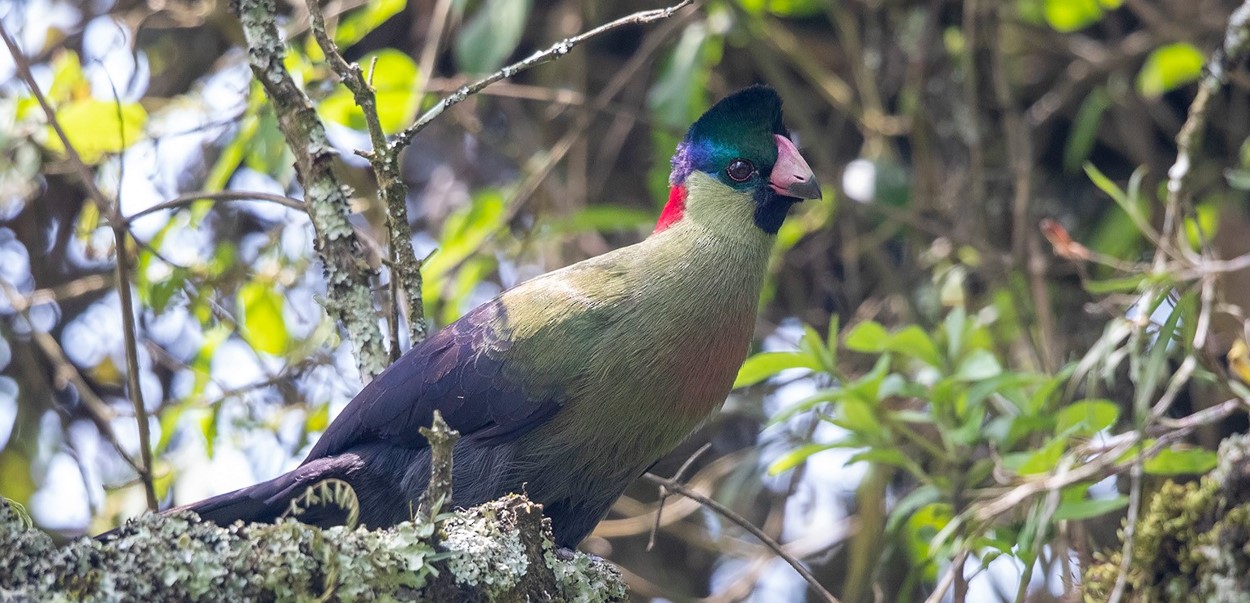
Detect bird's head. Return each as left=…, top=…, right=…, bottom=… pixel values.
left=656, top=85, right=820, bottom=236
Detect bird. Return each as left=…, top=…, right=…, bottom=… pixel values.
left=159, top=85, right=819, bottom=548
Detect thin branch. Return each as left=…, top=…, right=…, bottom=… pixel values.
left=0, top=23, right=120, bottom=226
left=390, top=0, right=694, bottom=150
left=0, top=279, right=147, bottom=478
left=641, top=472, right=841, bottom=603
left=2, top=20, right=158, bottom=510
left=123, top=191, right=305, bottom=224
left=647, top=442, right=710, bottom=551
left=234, top=0, right=389, bottom=380
left=1160, top=0, right=1250, bottom=269
left=111, top=226, right=158, bottom=511
left=306, top=0, right=426, bottom=349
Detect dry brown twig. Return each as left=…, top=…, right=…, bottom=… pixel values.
left=641, top=472, right=842, bottom=603
left=0, top=20, right=159, bottom=511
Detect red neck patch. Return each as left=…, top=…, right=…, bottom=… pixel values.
left=654, top=185, right=687, bottom=233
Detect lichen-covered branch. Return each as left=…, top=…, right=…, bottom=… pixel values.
left=418, top=410, right=460, bottom=519
left=0, top=495, right=625, bottom=602
left=235, top=0, right=388, bottom=380
left=307, top=0, right=426, bottom=350
left=1083, top=434, right=1250, bottom=601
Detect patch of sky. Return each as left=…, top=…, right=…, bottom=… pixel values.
left=0, top=375, right=17, bottom=450
left=82, top=16, right=147, bottom=101
left=0, top=0, right=81, bottom=83
left=29, top=451, right=91, bottom=530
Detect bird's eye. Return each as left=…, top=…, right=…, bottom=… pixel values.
left=725, top=159, right=755, bottom=183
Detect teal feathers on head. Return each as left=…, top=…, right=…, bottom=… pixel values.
left=666, top=85, right=819, bottom=235
left=669, top=85, right=788, bottom=188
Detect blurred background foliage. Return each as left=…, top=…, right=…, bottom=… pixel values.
left=2, top=0, right=1250, bottom=600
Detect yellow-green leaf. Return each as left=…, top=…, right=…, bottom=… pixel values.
left=319, top=49, right=420, bottom=135
left=239, top=282, right=289, bottom=355
left=1043, top=0, right=1105, bottom=32
left=42, top=99, right=147, bottom=164
left=734, top=351, right=821, bottom=388
left=1055, top=399, right=1120, bottom=436
left=335, top=0, right=407, bottom=47
left=1137, top=43, right=1204, bottom=98
left=1143, top=446, right=1217, bottom=476
left=844, top=320, right=889, bottom=352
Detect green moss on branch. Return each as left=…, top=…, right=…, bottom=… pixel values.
left=0, top=495, right=625, bottom=602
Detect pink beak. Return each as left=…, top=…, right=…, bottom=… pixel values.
left=769, top=134, right=821, bottom=200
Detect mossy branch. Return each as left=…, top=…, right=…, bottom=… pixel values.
left=0, top=496, right=624, bottom=602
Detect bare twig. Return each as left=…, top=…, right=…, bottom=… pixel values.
left=123, top=191, right=305, bottom=224
left=924, top=549, right=969, bottom=603
left=642, top=472, right=842, bottom=603
left=647, top=442, right=710, bottom=551
left=0, top=279, right=147, bottom=478
left=390, top=0, right=694, bottom=150
left=1160, top=0, right=1250, bottom=269
left=1, top=20, right=159, bottom=510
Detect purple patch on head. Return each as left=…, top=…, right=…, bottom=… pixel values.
left=669, top=141, right=696, bottom=185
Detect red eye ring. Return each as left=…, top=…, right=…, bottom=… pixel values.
left=726, top=159, right=755, bottom=183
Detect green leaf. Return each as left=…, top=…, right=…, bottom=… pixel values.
left=954, top=350, right=1002, bottom=381
left=888, top=325, right=943, bottom=368
left=1054, top=494, right=1129, bottom=521
left=835, top=398, right=881, bottom=437
left=944, top=307, right=966, bottom=359
left=1064, top=87, right=1111, bottom=173
left=847, top=448, right=912, bottom=470
left=43, top=99, right=147, bottom=164
left=1055, top=399, right=1120, bottom=436
left=335, top=0, right=407, bottom=47
left=845, top=320, right=889, bottom=352
left=1138, top=43, right=1205, bottom=98
left=647, top=21, right=716, bottom=129
left=799, top=325, right=835, bottom=373
left=886, top=484, right=941, bottom=533
left=903, top=503, right=953, bottom=581
left=1042, top=0, right=1103, bottom=31
left=734, top=351, right=821, bottom=388
left=768, top=442, right=838, bottom=475
left=238, top=282, right=290, bottom=355
left=737, top=0, right=824, bottom=17
left=540, top=205, right=655, bottom=235
left=1012, top=435, right=1067, bottom=475
left=319, top=49, right=420, bottom=134
left=1143, top=446, right=1218, bottom=475
left=1043, top=0, right=1106, bottom=32
left=1227, top=168, right=1250, bottom=191
left=454, top=0, right=532, bottom=73
left=1084, top=274, right=1150, bottom=294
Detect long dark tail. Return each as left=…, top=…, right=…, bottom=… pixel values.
left=98, top=456, right=357, bottom=539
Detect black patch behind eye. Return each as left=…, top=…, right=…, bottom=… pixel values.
left=753, top=187, right=793, bottom=234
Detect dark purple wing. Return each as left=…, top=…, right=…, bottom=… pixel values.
left=301, top=300, right=560, bottom=463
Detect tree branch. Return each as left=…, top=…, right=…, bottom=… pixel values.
left=307, top=0, right=426, bottom=350
left=234, top=0, right=389, bottom=381
left=389, top=0, right=694, bottom=151
left=0, top=20, right=158, bottom=511
left=641, top=472, right=842, bottom=603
